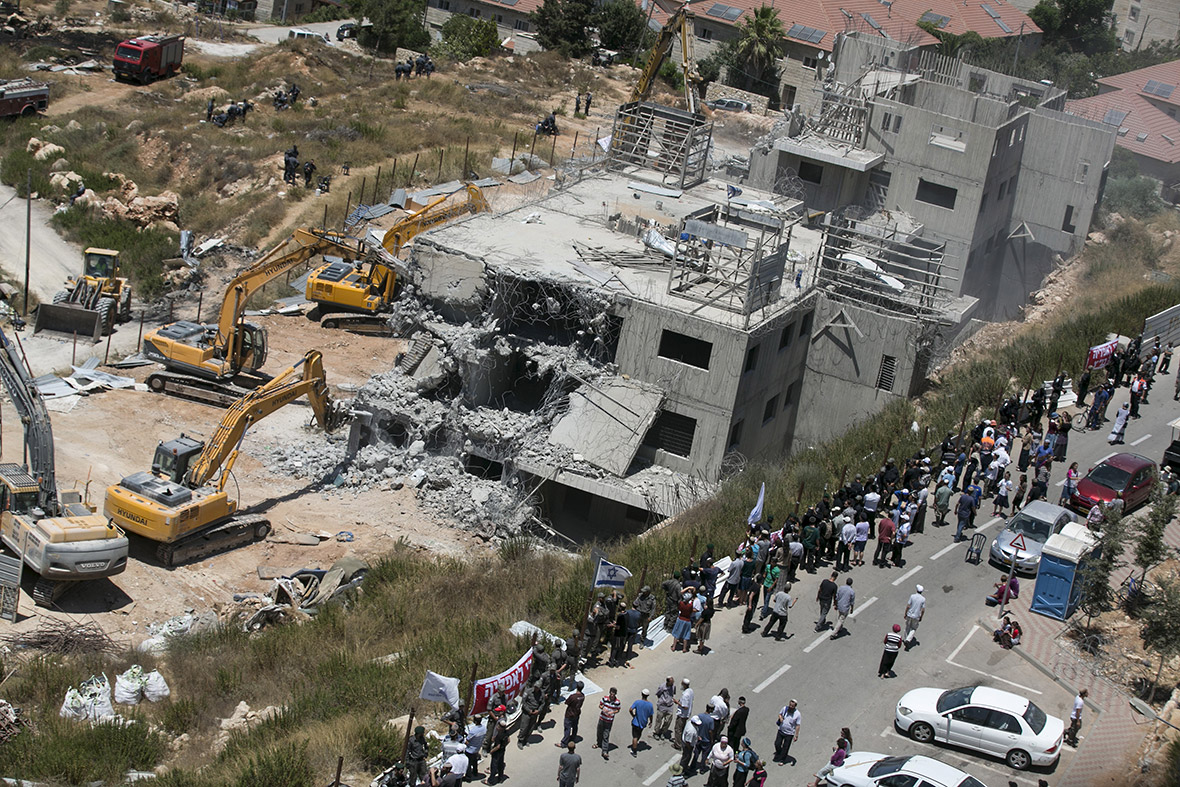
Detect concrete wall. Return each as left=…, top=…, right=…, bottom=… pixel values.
left=791, top=294, right=921, bottom=449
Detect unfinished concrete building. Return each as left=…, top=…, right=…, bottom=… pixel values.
left=748, top=33, right=1116, bottom=319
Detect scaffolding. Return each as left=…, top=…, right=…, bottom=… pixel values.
left=815, top=216, right=955, bottom=321
left=666, top=202, right=792, bottom=326
left=608, top=101, right=713, bottom=188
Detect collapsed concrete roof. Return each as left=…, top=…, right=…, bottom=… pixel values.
left=548, top=376, right=664, bottom=476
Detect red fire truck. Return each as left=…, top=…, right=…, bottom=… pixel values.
left=113, top=34, right=184, bottom=84
left=0, top=78, right=49, bottom=119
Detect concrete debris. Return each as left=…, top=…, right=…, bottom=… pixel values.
left=213, top=701, right=281, bottom=754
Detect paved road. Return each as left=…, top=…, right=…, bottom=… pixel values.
left=246, top=19, right=354, bottom=45
left=485, top=387, right=1180, bottom=787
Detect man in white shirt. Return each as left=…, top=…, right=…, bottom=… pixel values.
left=773, top=699, right=802, bottom=765
left=445, top=748, right=469, bottom=780
left=903, top=585, right=926, bottom=651
left=1066, top=689, right=1088, bottom=746
left=863, top=488, right=881, bottom=514
left=707, top=735, right=735, bottom=785
left=673, top=678, right=693, bottom=750
left=710, top=689, right=729, bottom=724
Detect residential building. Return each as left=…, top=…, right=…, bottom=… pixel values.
left=1066, top=59, right=1180, bottom=187
left=1112, top=0, right=1180, bottom=51
left=747, top=34, right=1115, bottom=319
left=424, top=0, right=543, bottom=52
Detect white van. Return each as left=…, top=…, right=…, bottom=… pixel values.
left=288, top=28, right=329, bottom=43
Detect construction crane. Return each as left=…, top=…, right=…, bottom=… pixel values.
left=141, top=228, right=365, bottom=406
left=0, top=327, right=128, bottom=605
left=303, top=184, right=490, bottom=333
left=630, top=7, right=702, bottom=114
left=103, top=350, right=351, bottom=566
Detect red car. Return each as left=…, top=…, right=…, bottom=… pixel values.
left=1069, top=452, right=1157, bottom=514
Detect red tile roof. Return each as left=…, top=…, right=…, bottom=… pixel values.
left=680, top=0, right=1036, bottom=52
left=1067, top=89, right=1180, bottom=164
left=1097, top=59, right=1180, bottom=108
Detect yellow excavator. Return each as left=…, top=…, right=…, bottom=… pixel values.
left=140, top=228, right=365, bottom=406
left=0, top=325, right=128, bottom=605
left=104, top=350, right=351, bottom=566
left=34, top=248, right=132, bottom=341
left=303, top=183, right=490, bottom=333
left=629, top=8, right=702, bottom=113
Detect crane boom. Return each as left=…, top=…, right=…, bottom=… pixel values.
left=0, top=329, right=57, bottom=513
left=185, top=350, right=349, bottom=489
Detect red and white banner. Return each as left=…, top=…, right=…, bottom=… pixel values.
left=1086, top=339, right=1119, bottom=370
left=472, top=649, right=533, bottom=714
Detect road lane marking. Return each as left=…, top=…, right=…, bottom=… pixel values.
left=803, top=631, right=828, bottom=654
left=753, top=663, right=792, bottom=694
left=849, top=596, right=878, bottom=618
left=1132, top=433, right=1153, bottom=446
left=929, top=542, right=958, bottom=560
left=892, top=565, right=923, bottom=586
left=945, top=626, right=1043, bottom=694
left=880, top=726, right=892, bottom=737
left=643, top=755, right=679, bottom=785
left=977, top=516, right=1002, bottom=532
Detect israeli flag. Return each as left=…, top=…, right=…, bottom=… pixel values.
left=593, top=558, right=633, bottom=588
left=727, top=184, right=743, bottom=199
left=748, top=482, right=765, bottom=525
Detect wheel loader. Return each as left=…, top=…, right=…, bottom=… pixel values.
left=34, top=248, right=132, bottom=341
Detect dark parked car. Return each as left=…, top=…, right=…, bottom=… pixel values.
left=336, top=22, right=357, bottom=40
left=1069, top=452, right=1157, bottom=515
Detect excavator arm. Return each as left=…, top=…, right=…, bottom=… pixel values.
left=380, top=184, right=490, bottom=256
left=185, top=350, right=350, bottom=490
left=214, top=229, right=366, bottom=350
left=630, top=8, right=700, bottom=110
left=0, top=328, right=59, bottom=514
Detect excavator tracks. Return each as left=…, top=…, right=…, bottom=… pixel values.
left=145, top=371, right=257, bottom=408
left=156, top=515, right=271, bottom=567
left=32, top=578, right=74, bottom=607
left=318, top=312, right=395, bottom=336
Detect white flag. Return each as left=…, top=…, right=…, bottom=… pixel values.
left=593, top=557, right=632, bottom=588
left=748, top=482, right=765, bottom=525
left=419, top=670, right=461, bottom=709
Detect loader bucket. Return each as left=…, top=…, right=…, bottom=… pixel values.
left=33, top=303, right=103, bottom=343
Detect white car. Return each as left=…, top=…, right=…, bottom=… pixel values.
left=826, top=751, right=987, bottom=787
left=895, top=686, right=1065, bottom=770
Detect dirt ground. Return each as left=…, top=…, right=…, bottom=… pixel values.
left=9, top=312, right=486, bottom=642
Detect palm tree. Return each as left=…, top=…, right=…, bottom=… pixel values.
left=732, top=6, right=787, bottom=92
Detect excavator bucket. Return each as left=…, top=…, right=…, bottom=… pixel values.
left=33, top=303, right=104, bottom=342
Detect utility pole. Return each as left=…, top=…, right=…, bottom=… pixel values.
left=1011, top=21, right=1025, bottom=72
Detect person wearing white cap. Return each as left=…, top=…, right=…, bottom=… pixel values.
left=903, top=584, right=926, bottom=651
left=706, top=734, right=735, bottom=786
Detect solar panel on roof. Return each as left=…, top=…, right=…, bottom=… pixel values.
left=862, top=12, right=881, bottom=29
left=981, top=3, right=1000, bottom=18
left=1145, top=79, right=1161, bottom=93
left=787, top=23, right=827, bottom=43
left=1103, top=108, right=1129, bottom=125
left=994, top=18, right=1012, bottom=32
left=705, top=3, right=730, bottom=18
left=722, top=6, right=742, bottom=20
left=919, top=10, right=950, bottom=27
left=808, top=29, right=827, bottom=42
left=787, top=22, right=805, bottom=37
left=1158, top=83, right=1176, bottom=98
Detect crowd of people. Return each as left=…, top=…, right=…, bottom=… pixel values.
left=370, top=338, right=1180, bottom=787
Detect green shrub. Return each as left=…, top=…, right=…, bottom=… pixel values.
left=0, top=715, right=166, bottom=784
left=50, top=210, right=176, bottom=300
left=355, top=718, right=404, bottom=771
left=1104, top=175, right=1162, bottom=219
left=162, top=697, right=203, bottom=735
left=234, top=739, right=314, bottom=787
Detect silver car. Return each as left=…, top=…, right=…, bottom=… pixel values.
left=988, top=500, right=1075, bottom=575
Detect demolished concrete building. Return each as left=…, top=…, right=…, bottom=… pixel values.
left=262, top=101, right=970, bottom=542
left=747, top=33, right=1117, bottom=320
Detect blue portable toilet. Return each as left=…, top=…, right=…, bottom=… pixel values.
left=1031, top=523, right=1100, bottom=621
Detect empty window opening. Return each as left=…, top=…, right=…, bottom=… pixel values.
left=915, top=179, right=958, bottom=209
left=798, top=311, right=813, bottom=338
left=798, top=161, right=824, bottom=184
left=744, top=344, right=760, bottom=373
left=881, top=112, right=893, bottom=131
left=782, top=85, right=798, bottom=107
left=783, top=381, right=798, bottom=408
left=763, top=395, right=779, bottom=423
left=876, top=354, right=898, bottom=392
left=727, top=419, right=744, bottom=451
left=802, top=56, right=818, bottom=69
left=658, top=329, right=713, bottom=369
left=779, top=323, right=795, bottom=350
left=1062, top=204, right=1077, bottom=233
left=643, top=411, right=698, bottom=458
left=998, top=180, right=1007, bottom=199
